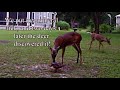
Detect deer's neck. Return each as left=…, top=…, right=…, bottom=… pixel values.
left=53, top=45, right=61, bottom=51
left=103, top=38, right=108, bottom=42
left=54, top=37, right=63, bottom=50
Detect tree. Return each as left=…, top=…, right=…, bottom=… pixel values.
left=57, top=12, right=120, bottom=33
left=57, top=12, right=91, bottom=28
left=91, top=12, right=101, bottom=34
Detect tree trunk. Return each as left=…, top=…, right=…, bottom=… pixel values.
left=92, top=12, right=100, bottom=34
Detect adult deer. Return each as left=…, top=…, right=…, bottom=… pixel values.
left=89, top=32, right=111, bottom=50
left=49, top=32, right=83, bottom=65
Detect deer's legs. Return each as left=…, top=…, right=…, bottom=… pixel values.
left=73, top=44, right=83, bottom=64
left=89, top=40, right=94, bottom=50
left=79, top=46, right=83, bottom=65
left=100, top=42, right=103, bottom=47
left=99, top=42, right=103, bottom=50
left=62, top=47, right=65, bottom=64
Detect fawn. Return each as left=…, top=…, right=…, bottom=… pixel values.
left=89, top=32, right=111, bottom=50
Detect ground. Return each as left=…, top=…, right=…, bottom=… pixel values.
left=0, top=30, right=120, bottom=78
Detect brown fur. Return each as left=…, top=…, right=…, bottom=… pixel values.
left=49, top=32, right=83, bottom=64
left=89, top=32, right=111, bottom=50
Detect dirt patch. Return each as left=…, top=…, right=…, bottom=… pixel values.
left=13, top=63, right=100, bottom=78
left=14, top=63, right=74, bottom=78
left=14, top=63, right=73, bottom=73
left=0, top=40, right=10, bottom=44
left=49, top=64, right=73, bottom=73
left=89, top=66, right=100, bottom=77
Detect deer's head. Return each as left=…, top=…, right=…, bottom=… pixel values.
left=106, top=38, right=111, bottom=45
left=49, top=46, right=60, bottom=62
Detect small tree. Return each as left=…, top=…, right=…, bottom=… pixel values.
left=56, top=21, right=70, bottom=30
left=89, top=19, right=94, bottom=32
left=100, top=24, right=111, bottom=33
left=116, top=26, right=120, bottom=33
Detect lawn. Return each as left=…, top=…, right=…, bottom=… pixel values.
left=0, top=29, right=120, bottom=78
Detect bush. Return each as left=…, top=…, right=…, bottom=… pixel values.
left=56, top=21, right=70, bottom=30
left=111, top=24, right=115, bottom=31
left=86, top=25, right=94, bottom=32
left=100, top=24, right=111, bottom=33
left=89, top=19, right=94, bottom=32
left=116, top=26, right=120, bottom=33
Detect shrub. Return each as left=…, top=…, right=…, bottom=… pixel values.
left=116, top=26, right=120, bottom=33
left=100, top=24, right=111, bottom=33
left=86, top=25, right=94, bottom=32
left=56, top=21, right=70, bottom=30
left=89, top=19, right=94, bottom=32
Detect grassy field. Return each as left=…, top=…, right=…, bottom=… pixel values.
left=0, top=29, right=120, bottom=78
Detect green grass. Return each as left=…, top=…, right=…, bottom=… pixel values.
left=0, top=29, right=120, bottom=78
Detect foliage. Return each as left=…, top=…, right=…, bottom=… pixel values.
left=89, top=19, right=94, bottom=32
left=116, top=26, right=120, bottom=33
left=56, top=21, right=70, bottom=30
left=100, top=23, right=111, bottom=33
left=57, top=12, right=120, bottom=31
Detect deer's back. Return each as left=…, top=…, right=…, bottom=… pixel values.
left=54, top=32, right=82, bottom=47
left=91, top=33, right=106, bottom=41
